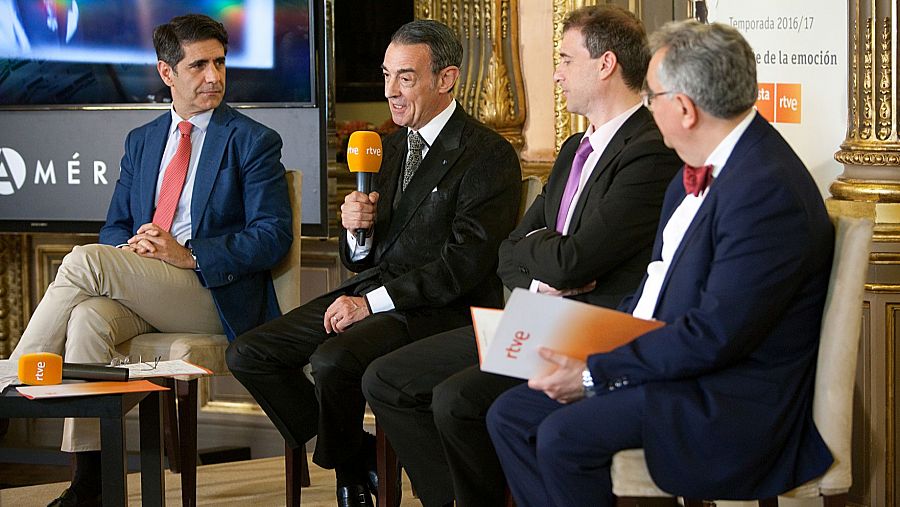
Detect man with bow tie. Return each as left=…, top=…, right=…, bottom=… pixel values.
left=487, top=20, right=835, bottom=506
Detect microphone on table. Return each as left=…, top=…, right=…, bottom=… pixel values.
left=346, top=131, right=383, bottom=246
left=17, top=352, right=129, bottom=386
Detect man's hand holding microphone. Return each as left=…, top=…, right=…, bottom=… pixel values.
left=327, top=130, right=386, bottom=334
left=344, top=130, right=383, bottom=246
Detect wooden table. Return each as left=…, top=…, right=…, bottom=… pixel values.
left=0, top=385, right=165, bottom=506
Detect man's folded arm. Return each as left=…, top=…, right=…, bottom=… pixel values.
left=497, top=190, right=549, bottom=290
left=509, top=142, right=679, bottom=290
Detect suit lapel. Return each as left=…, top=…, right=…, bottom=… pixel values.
left=652, top=114, right=769, bottom=313
left=191, top=105, right=233, bottom=235
left=567, top=108, right=650, bottom=232
left=377, top=106, right=466, bottom=255
left=373, top=131, right=404, bottom=254
left=141, top=114, right=171, bottom=223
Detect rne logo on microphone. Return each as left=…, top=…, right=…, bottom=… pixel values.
left=0, top=147, right=27, bottom=196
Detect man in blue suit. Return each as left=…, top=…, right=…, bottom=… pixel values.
left=9, top=14, right=292, bottom=507
left=487, top=20, right=834, bottom=506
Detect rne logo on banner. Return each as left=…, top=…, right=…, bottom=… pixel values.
left=0, top=147, right=27, bottom=195
left=756, top=83, right=801, bottom=124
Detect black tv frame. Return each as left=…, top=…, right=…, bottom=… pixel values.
left=0, top=0, right=329, bottom=238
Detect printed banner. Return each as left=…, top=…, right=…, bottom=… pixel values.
left=705, top=1, right=847, bottom=196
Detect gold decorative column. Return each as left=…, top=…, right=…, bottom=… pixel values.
left=0, top=235, right=25, bottom=359
left=415, top=0, right=527, bottom=152
left=832, top=1, right=900, bottom=505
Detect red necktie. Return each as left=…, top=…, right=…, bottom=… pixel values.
left=555, top=138, right=594, bottom=233
left=683, top=163, right=714, bottom=197
left=152, top=121, right=193, bottom=231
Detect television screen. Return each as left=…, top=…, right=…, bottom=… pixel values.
left=0, top=0, right=328, bottom=236
left=0, top=0, right=313, bottom=105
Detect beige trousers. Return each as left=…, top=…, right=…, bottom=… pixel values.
left=11, top=244, right=223, bottom=452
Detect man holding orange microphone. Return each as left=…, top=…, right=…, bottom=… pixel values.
left=226, top=19, right=521, bottom=507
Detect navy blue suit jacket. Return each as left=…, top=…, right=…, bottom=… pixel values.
left=99, top=104, right=293, bottom=340
left=592, top=114, right=834, bottom=498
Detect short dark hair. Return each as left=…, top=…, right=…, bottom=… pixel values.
left=562, top=5, right=649, bottom=91
left=390, top=19, right=463, bottom=75
left=153, top=14, right=228, bottom=70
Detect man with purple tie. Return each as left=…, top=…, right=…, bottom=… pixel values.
left=362, top=6, right=681, bottom=507
left=487, top=20, right=834, bottom=506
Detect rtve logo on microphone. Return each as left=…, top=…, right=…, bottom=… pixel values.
left=0, top=147, right=111, bottom=196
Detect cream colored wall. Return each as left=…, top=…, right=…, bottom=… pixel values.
left=518, top=0, right=557, bottom=163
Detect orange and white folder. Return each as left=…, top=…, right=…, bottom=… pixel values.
left=472, top=288, right=664, bottom=379
left=17, top=380, right=169, bottom=399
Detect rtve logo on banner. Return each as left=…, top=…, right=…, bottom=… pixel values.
left=0, top=147, right=109, bottom=196
left=756, top=83, right=801, bottom=124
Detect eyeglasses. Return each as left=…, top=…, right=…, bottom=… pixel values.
left=640, top=89, right=674, bottom=110
left=110, top=355, right=161, bottom=371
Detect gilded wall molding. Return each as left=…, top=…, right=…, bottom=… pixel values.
left=861, top=17, right=874, bottom=140
left=833, top=8, right=900, bottom=208
left=416, top=0, right=527, bottom=152
left=848, top=18, right=858, bottom=140
left=835, top=149, right=900, bottom=167
left=0, top=235, right=25, bottom=359
left=877, top=17, right=891, bottom=140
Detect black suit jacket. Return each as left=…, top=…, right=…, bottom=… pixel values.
left=338, top=104, right=522, bottom=338
left=498, top=107, right=681, bottom=308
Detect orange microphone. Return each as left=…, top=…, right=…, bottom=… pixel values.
left=346, top=131, right=383, bottom=245
left=17, top=352, right=129, bottom=385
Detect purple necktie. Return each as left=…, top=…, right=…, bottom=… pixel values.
left=555, top=137, right=594, bottom=233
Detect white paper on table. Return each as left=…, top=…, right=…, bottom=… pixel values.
left=116, top=359, right=212, bottom=379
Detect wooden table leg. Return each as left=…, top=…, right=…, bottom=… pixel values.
left=100, top=415, right=128, bottom=507
left=140, top=391, right=165, bottom=507
left=176, top=379, right=197, bottom=507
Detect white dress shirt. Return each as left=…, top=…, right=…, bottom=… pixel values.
left=529, top=103, right=642, bottom=292
left=154, top=108, right=213, bottom=246
left=346, top=100, right=458, bottom=313
left=631, top=110, right=757, bottom=319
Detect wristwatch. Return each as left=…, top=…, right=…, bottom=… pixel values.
left=582, top=368, right=596, bottom=398
left=186, top=241, right=200, bottom=271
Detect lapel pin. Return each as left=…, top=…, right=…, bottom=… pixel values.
left=443, top=159, right=448, bottom=165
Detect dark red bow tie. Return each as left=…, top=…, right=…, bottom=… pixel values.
left=683, top=164, right=714, bottom=197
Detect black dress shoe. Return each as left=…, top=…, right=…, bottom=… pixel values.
left=47, top=487, right=101, bottom=507
left=336, top=484, right=373, bottom=507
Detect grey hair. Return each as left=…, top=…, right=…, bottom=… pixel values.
left=391, top=20, right=463, bottom=74
left=648, top=20, right=757, bottom=119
